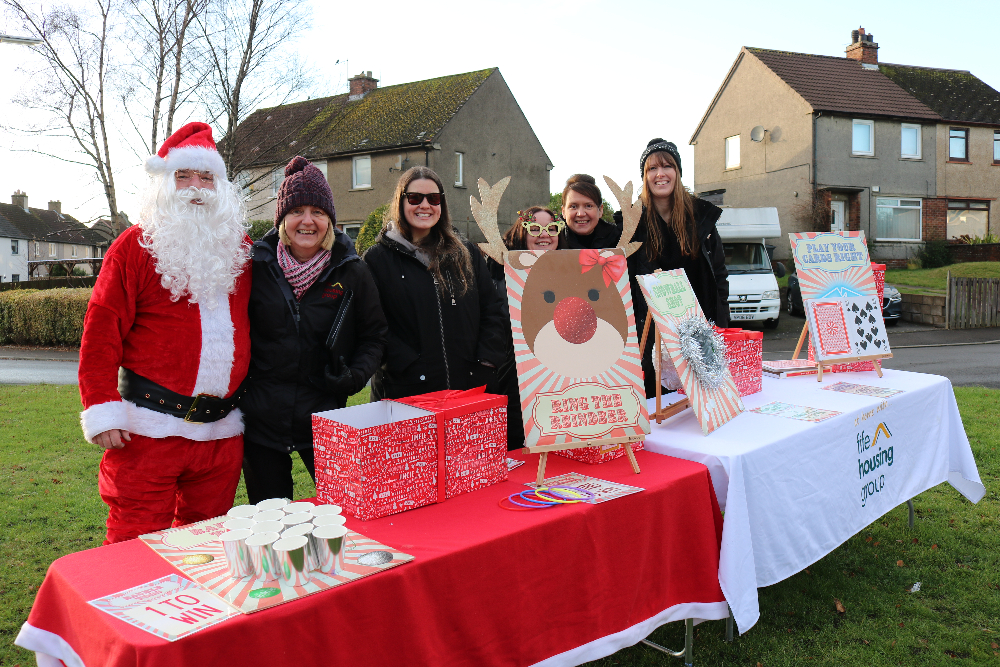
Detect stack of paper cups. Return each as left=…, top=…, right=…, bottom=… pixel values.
left=245, top=532, right=281, bottom=581
left=227, top=505, right=258, bottom=519
left=255, top=498, right=288, bottom=512
left=220, top=529, right=254, bottom=579
left=283, top=502, right=315, bottom=515
left=312, top=514, right=347, bottom=528
left=272, top=535, right=311, bottom=586
left=310, top=524, right=348, bottom=575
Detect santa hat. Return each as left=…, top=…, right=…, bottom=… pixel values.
left=145, top=122, right=227, bottom=177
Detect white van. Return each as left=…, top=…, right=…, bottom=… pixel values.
left=716, top=207, right=785, bottom=329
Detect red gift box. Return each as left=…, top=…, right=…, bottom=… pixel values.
left=809, top=263, right=885, bottom=373
left=554, top=439, right=644, bottom=465
left=715, top=327, right=763, bottom=396
left=312, top=387, right=508, bottom=521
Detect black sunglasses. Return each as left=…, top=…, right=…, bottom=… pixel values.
left=403, top=192, right=443, bottom=206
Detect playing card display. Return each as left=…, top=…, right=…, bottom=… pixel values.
left=805, top=295, right=890, bottom=362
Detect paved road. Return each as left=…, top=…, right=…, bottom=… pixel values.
left=0, top=359, right=79, bottom=385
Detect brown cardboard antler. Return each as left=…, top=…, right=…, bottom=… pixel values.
left=470, top=176, right=511, bottom=263
left=603, top=175, right=643, bottom=258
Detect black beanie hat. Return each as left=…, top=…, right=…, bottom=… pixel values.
left=274, top=155, right=337, bottom=226
left=639, top=138, right=682, bottom=177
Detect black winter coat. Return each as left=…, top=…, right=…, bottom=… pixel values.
left=364, top=235, right=507, bottom=400
left=619, top=198, right=730, bottom=397
left=564, top=218, right=623, bottom=250
left=241, top=229, right=388, bottom=452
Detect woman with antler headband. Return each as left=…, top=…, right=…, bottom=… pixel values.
left=364, top=166, right=507, bottom=400
left=621, top=139, right=730, bottom=398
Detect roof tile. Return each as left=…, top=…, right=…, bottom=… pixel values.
left=878, top=63, right=1000, bottom=125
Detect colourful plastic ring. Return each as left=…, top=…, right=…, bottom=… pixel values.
left=498, top=497, right=535, bottom=511
left=549, top=485, right=596, bottom=501
left=532, top=490, right=579, bottom=504
left=507, top=493, right=554, bottom=509
left=516, top=491, right=558, bottom=507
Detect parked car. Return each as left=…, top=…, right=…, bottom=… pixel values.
left=786, top=274, right=902, bottom=325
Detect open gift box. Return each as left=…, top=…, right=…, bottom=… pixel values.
left=715, top=327, right=763, bottom=397
left=313, top=387, right=507, bottom=521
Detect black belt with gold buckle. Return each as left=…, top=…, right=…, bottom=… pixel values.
left=118, top=368, right=247, bottom=424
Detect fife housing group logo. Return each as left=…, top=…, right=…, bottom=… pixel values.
left=857, top=422, right=892, bottom=507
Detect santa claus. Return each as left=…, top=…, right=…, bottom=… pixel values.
left=78, top=122, right=252, bottom=544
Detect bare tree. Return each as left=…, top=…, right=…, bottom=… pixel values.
left=3, top=0, right=127, bottom=237
left=194, top=0, right=311, bottom=180
left=121, top=0, right=206, bottom=157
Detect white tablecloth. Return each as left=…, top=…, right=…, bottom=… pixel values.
left=644, top=369, right=984, bottom=634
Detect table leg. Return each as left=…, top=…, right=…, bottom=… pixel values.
left=639, top=617, right=694, bottom=665
left=725, top=605, right=734, bottom=642
left=535, top=452, right=548, bottom=487
left=908, top=499, right=914, bottom=529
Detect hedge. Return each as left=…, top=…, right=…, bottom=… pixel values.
left=0, top=288, right=92, bottom=346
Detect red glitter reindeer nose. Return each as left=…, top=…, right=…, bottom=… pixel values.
left=553, top=297, right=598, bottom=344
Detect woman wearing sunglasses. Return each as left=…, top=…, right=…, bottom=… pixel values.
left=364, top=166, right=507, bottom=400
left=625, top=139, right=730, bottom=398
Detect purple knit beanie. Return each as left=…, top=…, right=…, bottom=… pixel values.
left=274, top=156, right=336, bottom=226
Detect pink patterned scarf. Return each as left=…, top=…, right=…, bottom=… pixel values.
left=277, top=241, right=331, bottom=300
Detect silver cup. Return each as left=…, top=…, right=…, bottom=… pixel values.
left=310, top=504, right=342, bottom=517
left=252, top=509, right=285, bottom=522
left=272, top=535, right=311, bottom=587
left=227, top=505, right=258, bottom=519
left=245, top=531, right=281, bottom=581
left=222, top=518, right=254, bottom=531
left=251, top=520, right=285, bottom=534
left=255, top=498, right=289, bottom=512
left=310, top=524, right=349, bottom=575
left=283, top=502, right=315, bottom=515
left=312, top=514, right=347, bottom=527
left=219, top=529, right=254, bottom=579
left=281, top=512, right=312, bottom=526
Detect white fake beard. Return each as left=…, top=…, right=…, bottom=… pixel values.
left=138, top=179, right=250, bottom=308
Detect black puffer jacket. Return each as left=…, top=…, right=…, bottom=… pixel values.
left=364, top=235, right=507, bottom=400
left=564, top=218, right=623, bottom=250
left=241, top=228, right=388, bottom=452
left=620, top=199, right=730, bottom=397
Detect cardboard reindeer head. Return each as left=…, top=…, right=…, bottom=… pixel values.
left=471, top=176, right=650, bottom=448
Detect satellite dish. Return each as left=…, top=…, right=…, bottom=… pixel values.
left=750, top=126, right=767, bottom=143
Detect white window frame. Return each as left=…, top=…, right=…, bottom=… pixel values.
left=34, top=241, right=39, bottom=257
left=271, top=166, right=283, bottom=197
left=340, top=222, right=361, bottom=240
left=11, top=239, right=18, bottom=255
left=352, top=155, right=372, bottom=189
left=852, top=119, right=875, bottom=156
left=70, top=245, right=78, bottom=258
left=900, top=123, right=921, bottom=159
left=875, top=197, right=923, bottom=241
left=455, top=151, right=464, bottom=186
left=48, top=242, right=56, bottom=257
left=724, top=135, right=740, bottom=170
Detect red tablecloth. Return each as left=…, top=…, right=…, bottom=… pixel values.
left=17, top=451, right=728, bottom=667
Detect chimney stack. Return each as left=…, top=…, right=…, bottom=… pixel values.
left=348, top=71, right=379, bottom=101
left=846, top=26, right=879, bottom=65
left=48, top=200, right=61, bottom=214
left=11, top=190, right=28, bottom=212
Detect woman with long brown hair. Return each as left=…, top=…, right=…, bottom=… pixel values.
left=626, top=139, right=730, bottom=398
left=364, top=166, right=507, bottom=399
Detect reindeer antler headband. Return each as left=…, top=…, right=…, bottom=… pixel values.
left=471, top=176, right=643, bottom=263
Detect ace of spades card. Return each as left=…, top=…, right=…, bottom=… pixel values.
left=805, top=295, right=890, bottom=362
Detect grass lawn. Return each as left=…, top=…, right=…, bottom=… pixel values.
left=2, top=385, right=997, bottom=666
left=885, top=262, right=1000, bottom=292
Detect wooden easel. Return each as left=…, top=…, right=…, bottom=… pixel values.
left=791, top=321, right=890, bottom=382
left=638, top=316, right=690, bottom=423
left=527, top=436, right=642, bottom=487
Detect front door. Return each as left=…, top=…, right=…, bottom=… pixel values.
left=830, top=200, right=846, bottom=232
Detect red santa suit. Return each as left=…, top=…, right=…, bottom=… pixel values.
left=78, top=122, right=252, bottom=544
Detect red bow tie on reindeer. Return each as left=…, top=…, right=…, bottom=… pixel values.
left=579, top=249, right=626, bottom=287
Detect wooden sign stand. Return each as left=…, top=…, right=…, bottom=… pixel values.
left=638, top=316, right=691, bottom=423
left=527, top=437, right=642, bottom=487
left=791, top=321, right=891, bottom=382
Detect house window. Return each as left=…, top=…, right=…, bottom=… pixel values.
left=875, top=198, right=922, bottom=240
left=900, top=124, right=921, bottom=159
left=852, top=120, right=874, bottom=156
left=48, top=243, right=56, bottom=257
left=724, top=135, right=740, bottom=169
left=237, top=171, right=252, bottom=198
left=947, top=200, right=989, bottom=239
left=11, top=240, right=18, bottom=255
left=11, top=274, right=19, bottom=282
left=271, top=166, right=283, bottom=197
left=71, top=245, right=78, bottom=258
left=949, top=128, right=969, bottom=161
left=34, top=241, right=39, bottom=256
left=352, top=155, right=371, bottom=189
left=994, top=131, right=1000, bottom=164
left=340, top=223, right=361, bottom=240
left=455, top=152, right=464, bottom=186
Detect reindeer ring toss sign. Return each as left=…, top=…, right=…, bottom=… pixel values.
left=473, top=176, right=650, bottom=484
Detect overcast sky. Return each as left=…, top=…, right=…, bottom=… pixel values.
left=1, top=0, right=997, bottom=224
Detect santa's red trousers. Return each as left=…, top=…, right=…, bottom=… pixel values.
left=98, top=433, right=243, bottom=544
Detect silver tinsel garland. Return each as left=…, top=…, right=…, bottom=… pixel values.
left=676, top=318, right=728, bottom=390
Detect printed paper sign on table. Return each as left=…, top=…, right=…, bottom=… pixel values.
left=140, top=516, right=413, bottom=613
left=503, top=248, right=650, bottom=453
left=805, top=295, right=891, bottom=362
left=789, top=231, right=875, bottom=300
left=637, top=269, right=743, bottom=434
left=528, top=472, right=644, bottom=503
left=88, top=574, right=239, bottom=641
